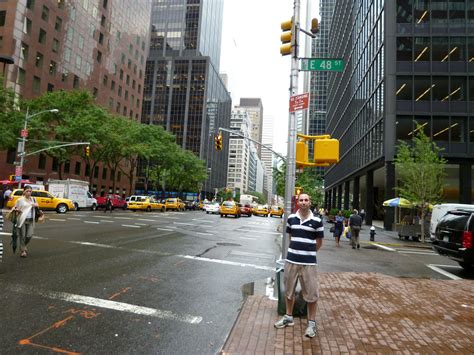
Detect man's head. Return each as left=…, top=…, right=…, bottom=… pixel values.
left=297, top=193, right=311, bottom=212
left=353, top=209, right=358, bottom=215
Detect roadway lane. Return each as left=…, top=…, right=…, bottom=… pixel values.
left=0, top=209, right=282, bottom=354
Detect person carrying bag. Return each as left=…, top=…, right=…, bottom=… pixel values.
left=12, top=185, right=39, bottom=258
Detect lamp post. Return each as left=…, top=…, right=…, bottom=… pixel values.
left=17, top=108, right=59, bottom=188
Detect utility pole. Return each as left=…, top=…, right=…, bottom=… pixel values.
left=281, top=0, right=301, bottom=262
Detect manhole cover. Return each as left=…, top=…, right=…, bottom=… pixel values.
left=217, top=242, right=241, bottom=247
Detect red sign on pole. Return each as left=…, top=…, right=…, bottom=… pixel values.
left=289, top=93, right=309, bottom=113
left=20, top=129, right=28, bottom=138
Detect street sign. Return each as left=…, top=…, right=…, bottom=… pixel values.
left=300, top=58, right=344, bottom=72
left=14, top=175, right=22, bottom=182
left=289, top=93, right=309, bottom=113
left=20, top=129, right=29, bottom=138
left=15, top=166, right=22, bottom=176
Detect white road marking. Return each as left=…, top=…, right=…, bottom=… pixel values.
left=67, top=217, right=81, bottom=220
left=179, top=255, right=274, bottom=271
left=100, top=220, right=114, bottom=223
left=84, top=221, right=100, bottom=224
left=9, top=285, right=201, bottom=324
left=161, top=216, right=179, bottom=220
left=70, top=241, right=116, bottom=248
left=239, top=236, right=257, bottom=240
left=157, top=228, right=174, bottom=232
left=49, top=218, right=67, bottom=222
left=134, top=223, right=148, bottom=226
left=196, top=232, right=213, bottom=236
left=426, top=264, right=462, bottom=280
left=192, top=219, right=213, bottom=223
left=114, top=217, right=133, bottom=220
left=173, top=222, right=195, bottom=226
left=244, top=230, right=281, bottom=236
left=122, top=224, right=141, bottom=228
left=371, top=243, right=396, bottom=252
left=93, top=215, right=113, bottom=219
left=205, top=230, right=215, bottom=234
left=0, top=232, right=10, bottom=236
left=137, top=218, right=155, bottom=222
left=398, top=251, right=437, bottom=256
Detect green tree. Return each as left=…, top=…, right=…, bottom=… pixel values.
left=0, top=78, right=23, bottom=150
left=394, top=125, right=446, bottom=242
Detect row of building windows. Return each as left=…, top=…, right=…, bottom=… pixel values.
left=397, top=75, right=474, bottom=101
left=397, top=0, right=474, bottom=25
left=397, top=36, right=474, bottom=62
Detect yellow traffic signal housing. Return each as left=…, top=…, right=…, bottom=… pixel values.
left=296, top=141, right=308, bottom=168
left=85, top=145, right=90, bottom=157
left=314, top=138, right=339, bottom=164
left=214, top=133, right=223, bottom=151
left=280, top=19, right=293, bottom=56
left=310, top=18, right=319, bottom=34
left=295, top=187, right=303, bottom=196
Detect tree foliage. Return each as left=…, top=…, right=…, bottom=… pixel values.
left=0, top=78, right=24, bottom=150
left=394, top=125, right=446, bottom=242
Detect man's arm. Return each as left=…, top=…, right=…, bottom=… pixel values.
left=316, top=238, right=323, bottom=251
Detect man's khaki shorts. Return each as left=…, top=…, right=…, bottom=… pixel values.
left=284, top=261, right=319, bottom=303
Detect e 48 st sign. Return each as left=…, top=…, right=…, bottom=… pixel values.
left=300, top=58, right=344, bottom=72
left=289, top=93, right=309, bottom=113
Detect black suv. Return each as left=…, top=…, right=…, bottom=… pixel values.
left=431, top=209, right=474, bottom=272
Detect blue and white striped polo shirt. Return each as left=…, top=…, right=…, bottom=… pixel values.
left=286, top=210, right=324, bottom=265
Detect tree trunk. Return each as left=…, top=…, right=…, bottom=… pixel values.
left=58, top=162, right=64, bottom=180
left=420, top=208, right=425, bottom=243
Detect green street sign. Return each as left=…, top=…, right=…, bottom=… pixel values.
left=300, top=58, right=344, bottom=72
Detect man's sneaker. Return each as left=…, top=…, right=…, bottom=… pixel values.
left=304, top=324, right=317, bottom=338
left=274, top=315, right=294, bottom=329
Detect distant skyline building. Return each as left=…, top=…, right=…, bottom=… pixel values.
left=261, top=115, right=274, bottom=203
left=237, top=98, right=264, bottom=158
left=325, top=0, right=474, bottom=229
left=141, top=0, right=231, bottom=197
left=0, top=0, right=151, bottom=196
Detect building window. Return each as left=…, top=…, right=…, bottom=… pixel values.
left=75, top=162, right=81, bottom=175
left=61, top=71, right=68, bottom=82
left=33, top=76, right=41, bottom=93
left=103, top=74, right=108, bottom=86
left=101, top=15, right=106, bottom=27
left=64, top=46, right=71, bottom=62
left=102, top=168, right=107, bottom=179
left=49, top=60, right=57, bottom=75
left=99, top=32, right=104, bottom=44
left=55, top=16, right=62, bottom=31
left=103, top=0, right=108, bottom=8
left=17, top=68, right=25, bottom=86
left=26, top=0, right=35, bottom=10
left=52, top=38, right=59, bottom=53
left=94, top=166, right=99, bottom=178
left=47, top=83, right=54, bottom=92
left=21, top=42, right=29, bottom=60
left=85, top=164, right=90, bottom=176
left=35, top=52, right=43, bottom=68
left=97, top=50, right=102, bottom=63
left=78, top=34, right=84, bottom=49
left=23, top=17, right=32, bottom=34
left=52, top=157, right=60, bottom=172
left=0, top=11, right=5, bottom=27
left=38, top=28, right=46, bottom=44
left=58, top=0, right=65, bottom=9
left=73, top=75, right=79, bottom=88
left=64, top=160, right=70, bottom=173
left=41, top=5, right=49, bottom=21
left=93, top=87, right=98, bottom=98
left=38, top=154, right=46, bottom=169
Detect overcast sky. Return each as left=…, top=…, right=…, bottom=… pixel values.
left=220, top=0, right=319, bottom=156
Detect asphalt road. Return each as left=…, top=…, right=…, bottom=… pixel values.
left=0, top=209, right=471, bottom=354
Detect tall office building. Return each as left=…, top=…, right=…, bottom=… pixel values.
left=141, top=0, right=231, bottom=197
left=237, top=98, right=264, bottom=158
left=325, top=0, right=474, bottom=229
left=0, top=0, right=151, bottom=196
left=261, top=115, right=274, bottom=203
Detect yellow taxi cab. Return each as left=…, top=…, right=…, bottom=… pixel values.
left=269, top=206, right=284, bottom=218
left=219, top=200, right=241, bottom=218
left=127, top=196, right=166, bottom=212
left=165, top=198, right=185, bottom=211
left=253, top=205, right=270, bottom=217
left=6, top=189, right=75, bottom=214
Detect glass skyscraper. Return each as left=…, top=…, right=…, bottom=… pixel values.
left=141, top=0, right=231, bottom=197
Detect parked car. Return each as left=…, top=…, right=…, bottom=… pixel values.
left=238, top=203, right=253, bottom=217
left=431, top=209, right=474, bottom=272
left=430, top=204, right=474, bottom=239
left=6, top=189, right=75, bottom=214
left=220, top=201, right=241, bottom=218
left=269, top=206, right=284, bottom=218
left=185, top=201, right=198, bottom=210
left=127, top=196, right=166, bottom=212
left=165, top=198, right=185, bottom=211
left=206, top=203, right=220, bottom=214
left=95, top=194, right=127, bottom=210
left=253, top=205, right=270, bottom=217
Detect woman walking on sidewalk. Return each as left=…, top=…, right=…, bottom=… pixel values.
left=274, top=193, right=324, bottom=338
left=12, top=185, right=39, bottom=258
left=333, top=210, right=345, bottom=247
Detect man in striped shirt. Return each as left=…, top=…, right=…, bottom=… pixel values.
left=274, top=193, right=324, bottom=338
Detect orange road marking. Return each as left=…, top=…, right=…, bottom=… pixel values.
left=108, top=287, right=131, bottom=300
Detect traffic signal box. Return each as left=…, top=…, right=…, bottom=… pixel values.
left=295, top=134, right=339, bottom=169
left=85, top=145, right=90, bottom=157
left=280, top=18, right=294, bottom=56
left=214, top=133, right=223, bottom=151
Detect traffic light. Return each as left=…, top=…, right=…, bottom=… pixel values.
left=280, top=18, right=294, bottom=56
left=214, top=133, right=223, bottom=151
left=314, top=138, right=339, bottom=164
left=310, top=18, right=319, bottom=34
left=295, top=187, right=303, bottom=196
left=296, top=141, right=308, bottom=168
left=85, top=145, right=90, bottom=157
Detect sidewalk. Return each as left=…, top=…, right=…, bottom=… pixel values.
left=220, top=272, right=474, bottom=354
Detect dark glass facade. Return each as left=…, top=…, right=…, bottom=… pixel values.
left=324, top=0, right=473, bottom=229
left=142, top=0, right=231, bottom=196
left=0, top=0, right=151, bottom=196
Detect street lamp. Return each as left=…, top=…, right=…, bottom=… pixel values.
left=17, top=108, right=59, bottom=188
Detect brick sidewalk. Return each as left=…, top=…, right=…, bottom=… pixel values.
left=220, top=272, right=474, bottom=354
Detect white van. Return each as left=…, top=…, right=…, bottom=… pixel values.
left=48, top=179, right=97, bottom=211
left=430, top=203, right=474, bottom=239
